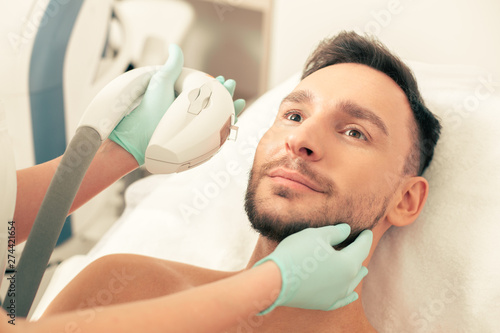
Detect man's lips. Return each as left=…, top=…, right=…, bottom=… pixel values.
left=268, top=168, right=324, bottom=193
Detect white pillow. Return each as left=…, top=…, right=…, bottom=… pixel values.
left=363, top=62, right=500, bottom=332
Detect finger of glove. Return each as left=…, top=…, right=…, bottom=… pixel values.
left=317, top=224, right=351, bottom=247
left=327, top=292, right=359, bottom=311
left=215, top=75, right=225, bottom=85
left=340, top=229, right=373, bottom=262
left=141, top=44, right=183, bottom=112
left=223, top=79, right=236, bottom=97
left=346, top=266, right=368, bottom=295
left=234, top=99, right=246, bottom=118
left=155, top=44, right=184, bottom=80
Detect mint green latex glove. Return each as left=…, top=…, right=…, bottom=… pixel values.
left=109, top=44, right=184, bottom=165
left=109, top=48, right=245, bottom=165
left=254, top=225, right=373, bottom=315
left=215, top=76, right=246, bottom=122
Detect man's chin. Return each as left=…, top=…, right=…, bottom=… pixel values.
left=250, top=218, right=312, bottom=243
left=249, top=213, right=364, bottom=250
left=245, top=177, right=367, bottom=250
left=246, top=191, right=336, bottom=245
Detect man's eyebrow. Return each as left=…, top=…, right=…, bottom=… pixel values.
left=280, top=91, right=389, bottom=137
left=280, top=89, right=315, bottom=105
left=337, top=100, right=389, bottom=136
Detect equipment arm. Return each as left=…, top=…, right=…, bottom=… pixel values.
left=13, top=139, right=137, bottom=244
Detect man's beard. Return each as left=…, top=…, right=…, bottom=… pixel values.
left=244, top=155, right=391, bottom=249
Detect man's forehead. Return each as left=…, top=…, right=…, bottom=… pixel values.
left=293, top=63, right=410, bottom=116
left=298, top=63, right=405, bottom=95
left=303, top=62, right=398, bottom=81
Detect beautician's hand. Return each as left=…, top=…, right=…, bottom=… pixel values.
left=109, top=44, right=184, bottom=165
left=254, top=225, right=373, bottom=315
left=109, top=47, right=245, bottom=166
left=215, top=76, right=246, bottom=122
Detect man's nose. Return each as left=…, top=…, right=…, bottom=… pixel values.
left=285, top=119, right=324, bottom=161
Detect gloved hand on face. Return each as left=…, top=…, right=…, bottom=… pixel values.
left=255, top=224, right=373, bottom=315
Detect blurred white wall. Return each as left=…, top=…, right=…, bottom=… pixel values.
left=268, top=0, right=500, bottom=88
left=180, top=0, right=263, bottom=100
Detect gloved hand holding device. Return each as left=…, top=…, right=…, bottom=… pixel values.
left=215, top=75, right=246, bottom=122
left=255, top=225, right=373, bottom=315
left=109, top=44, right=245, bottom=166
left=10, top=44, right=246, bottom=317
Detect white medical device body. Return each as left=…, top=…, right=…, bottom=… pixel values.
left=78, top=66, right=238, bottom=173
left=145, top=71, right=238, bottom=173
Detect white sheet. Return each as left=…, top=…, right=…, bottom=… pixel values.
left=33, top=63, right=500, bottom=333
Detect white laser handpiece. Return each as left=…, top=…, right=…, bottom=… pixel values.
left=145, top=69, right=238, bottom=173
left=78, top=66, right=238, bottom=173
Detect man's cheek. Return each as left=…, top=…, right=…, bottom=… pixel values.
left=346, top=161, right=386, bottom=194
left=260, top=131, right=285, bottom=159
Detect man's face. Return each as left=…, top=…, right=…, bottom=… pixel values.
left=245, top=63, right=415, bottom=246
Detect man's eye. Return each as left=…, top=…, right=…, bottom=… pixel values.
left=344, top=128, right=367, bottom=141
left=286, top=112, right=302, bottom=122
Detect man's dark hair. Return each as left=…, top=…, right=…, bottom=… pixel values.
left=302, top=31, right=441, bottom=176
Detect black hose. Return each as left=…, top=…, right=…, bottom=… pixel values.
left=2, top=126, right=101, bottom=317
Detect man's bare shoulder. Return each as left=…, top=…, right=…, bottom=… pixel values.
left=92, top=253, right=240, bottom=293
left=43, top=253, right=240, bottom=316
left=146, top=255, right=240, bottom=290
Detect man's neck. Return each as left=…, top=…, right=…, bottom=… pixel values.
left=245, top=236, right=377, bottom=333
left=246, top=236, right=278, bottom=268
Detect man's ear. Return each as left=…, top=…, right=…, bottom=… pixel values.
left=386, top=176, right=429, bottom=227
